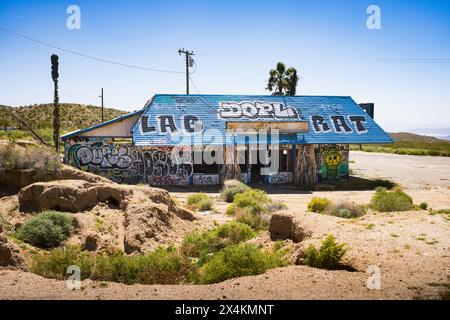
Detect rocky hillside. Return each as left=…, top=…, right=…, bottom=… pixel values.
left=0, top=103, right=129, bottom=132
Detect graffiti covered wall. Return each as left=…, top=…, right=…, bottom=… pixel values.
left=64, top=139, right=350, bottom=185
left=318, top=144, right=349, bottom=181
left=65, top=139, right=193, bottom=185
left=268, top=172, right=293, bottom=184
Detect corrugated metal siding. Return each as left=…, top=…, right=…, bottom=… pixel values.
left=78, top=114, right=140, bottom=138
left=131, top=95, right=393, bottom=146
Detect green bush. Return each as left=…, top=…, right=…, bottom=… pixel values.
left=419, top=202, right=428, bottom=210
left=301, top=235, right=347, bottom=270
left=17, top=211, right=73, bottom=248
left=197, top=198, right=213, bottom=211
left=180, top=221, right=256, bottom=264
left=186, top=193, right=213, bottom=211
left=235, top=207, right=270, bottom=231
left=226, top=188, right=271, bottom=215
left=307, top=197, right=332, bottom=213
left=370, top=187, right=414, bottom=212
left=221, top=179, right=249, bottom=203
left=324, top=202, right=366, bottom=218
left=31, top=245, right=191, bottom=285
left=195, top=243, right=287, bottom=284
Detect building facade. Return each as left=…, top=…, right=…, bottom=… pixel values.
left=61, top=95, right=392, bottom=186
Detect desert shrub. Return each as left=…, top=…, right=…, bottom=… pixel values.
left=372, top=179, right=397, bottom=189
left=0, top=144, right=61, bottom=177
left=31, top=245, right=191, bottom=285
left=419, top=202, right=428, bottom=210
left=197, top=198, right=213, bottom=211
left=180, top=221, right=256, bottom=264
left=307, top=197, right=332, bottom=213
left=221, top=179, right=249, bottom=202
left=226, top=188, right=271, bottom=215
left=30, top=245, right=87, bottom=279
left=0, top=213, right=13, bottom=231
left=429, top=209, right=450, bottom=215
left=301, top=235, right=347, bottom=270
left=17, top=211, right=73, bottom=248
left=103, top=247, right=190, bottom=285
left=195, top=243, right=287, bottom=284
left=370, top=187, right=414, bottom=212
left=186, top=193, right=213, bottom=211
left=324, top=202, right=366, bottom=218
left=264, top=200, right=288, bottom=213
left=0, top=144, right=16, bottom=168
left=235, top=207, right=270, bottom=231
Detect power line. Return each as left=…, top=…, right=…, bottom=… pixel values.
left=189, top=76, right=201, bottom=94
left=0, top=26, right=183, bottom=73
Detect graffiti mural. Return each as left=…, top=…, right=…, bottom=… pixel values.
left=193, top=174, right=220, bottom=185
left=74, top=145, right=134, bottom=169
left=65, top=140, right=193, bottom=186
left=318, top=144, right=349, bottom=181
left=142, top=147, right=192, bottom=186
left=219, top=101, right=299, bottom=119
left=268, top=172, right=293, bottom=184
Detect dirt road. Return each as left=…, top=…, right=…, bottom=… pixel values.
left=350, top=151, right=450, bottom=189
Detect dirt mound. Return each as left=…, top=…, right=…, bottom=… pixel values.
left=18, top=180, right=130, bottom=213
left=18, top=180, right=197, bottom=254
left=269, top=210, right=311, bottom=242
left=0, top=226, right=25, bottom=268
left=1, top=165, right=111, bottom=193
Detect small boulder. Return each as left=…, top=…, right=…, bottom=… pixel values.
left=0, top=226, right=25, bottom=268
left=269, top=210, right=310, bottom=242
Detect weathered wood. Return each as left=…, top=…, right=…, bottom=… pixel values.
left=220, top=144, right=241, bottom=183
left=294, top=144, right=317, bottom=188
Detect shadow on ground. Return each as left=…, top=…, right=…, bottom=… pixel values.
left=159, top=176, right=395, bottom=195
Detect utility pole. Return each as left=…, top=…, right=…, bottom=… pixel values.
left=178, top=48, right=195, bottom=95
left=99, top=88, right=104, bottom=122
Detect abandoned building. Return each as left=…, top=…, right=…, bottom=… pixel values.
left=61, top=94, right=392, bottom=186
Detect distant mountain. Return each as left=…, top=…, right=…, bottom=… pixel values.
left=388, top=132, right=448, bottom=143
left=407, top=127, right=450, bottom=139
left=0, top=103, right=129, bottom=132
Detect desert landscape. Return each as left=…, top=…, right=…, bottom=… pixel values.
left=1, top=144, right=449, bottom=300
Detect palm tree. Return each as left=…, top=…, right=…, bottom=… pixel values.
left=51, top=54, right=60, bottom=153
left=266, top=62, right=299, bottom=96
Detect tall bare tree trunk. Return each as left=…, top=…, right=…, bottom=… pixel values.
left=294, top=144, right=317, bottom=188
left=53, top=80, right=60, bottom=153
left=220, top=144, right=241, bottom=183
left=51, top=54, right=60, bottom=153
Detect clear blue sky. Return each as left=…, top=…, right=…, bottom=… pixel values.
left=1, top=0, right=449, bottom=132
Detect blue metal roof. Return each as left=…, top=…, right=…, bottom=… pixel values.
left=131, top=94, right=393, bottom=146
left=61, top=109, right=144, bottom=141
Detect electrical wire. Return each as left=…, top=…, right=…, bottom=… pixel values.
left=0, top=26, right=184, bottom=73
left=189, top=75, right=201, bottom=94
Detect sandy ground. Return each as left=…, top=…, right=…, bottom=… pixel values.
left=1, top=151, right=449, bottom=300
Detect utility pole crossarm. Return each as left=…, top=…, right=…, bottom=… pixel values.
left=178, top=48, right=195, bottom=95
